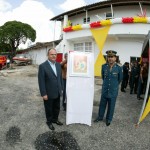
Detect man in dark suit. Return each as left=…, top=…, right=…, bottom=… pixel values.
left=38, top=48, right=63, bottom=130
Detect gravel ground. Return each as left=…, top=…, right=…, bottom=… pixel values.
left=0, top=65, right=149, bottom=150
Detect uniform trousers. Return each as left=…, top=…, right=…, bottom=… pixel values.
left=98, top=95, right=117, bottom=122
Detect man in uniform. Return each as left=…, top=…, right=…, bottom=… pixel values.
left=130, top=61, right=140, bottom=94
left=94, top=50, right=123, bottom=126
left=121, top=62, right=129, bottom=92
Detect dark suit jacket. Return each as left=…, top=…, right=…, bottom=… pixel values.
left=38, top=60, right=63, bottom=99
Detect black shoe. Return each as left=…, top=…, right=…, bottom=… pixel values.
left=47, top=123, right=55, bottom=130
left=137, top=97, right=144, bottom=100
left=94, top=118, right=103, bottom=123
left=52, top=120, right=63, bottom=126
left=121, top=89, right=126, bottom=92
left=130, top=92, right=132, bottom=94
left=106, top=121, right=111, bottom=126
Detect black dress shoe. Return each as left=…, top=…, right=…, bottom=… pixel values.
left=121, top=89, right=126, bottom=92
left=137, top=97, right=144, bottom=100
left=94, top=118, right=103, bottom=123
left=106, top=121, right=111, bottom=126
left=52, top=120, right=63, bottom=126
left=47, top=123, right=55, bottom=130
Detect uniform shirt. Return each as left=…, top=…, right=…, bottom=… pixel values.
left=130, top=65, right=140, bottom=78
left=123, top=64, right=129, bottom=79
left=101, top=63, right=123, bottom=98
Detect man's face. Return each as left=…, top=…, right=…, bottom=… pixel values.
left=107, top=55, right=116, bottom=65
left=48, top=49, right=57, bottom=62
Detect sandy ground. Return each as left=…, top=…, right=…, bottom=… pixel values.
left=0, top=65, right=150, bottom=150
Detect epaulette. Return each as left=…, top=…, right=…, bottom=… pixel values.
left=103, top=63, right=108, bottom=66
left=117, top=63, right=122, bottom=67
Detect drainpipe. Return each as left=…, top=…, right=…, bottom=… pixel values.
left=111, top=4, right=113, bottom=18
left=53, top=42, right=55, bottom=48
left=86, top=10, right=88, bottom=24
left=64, top=15, right=68, bottom=27
left=53, top=20, right=56, bottom=42
left=139, top=2, right=143, bottom=16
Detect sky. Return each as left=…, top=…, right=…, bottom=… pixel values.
left=0, top=0, right=103, bottom=48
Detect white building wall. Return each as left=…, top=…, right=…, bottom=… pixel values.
left=63, top=37, right=143, bottom=65
left=109, top=24, right=150, bottom=35
left=25, top=46, right=50, bottom=65
left=59, top=3, right=150, bottom=66
left=102, top=38, right=143, bottom=64
left=113, top=5, right=150, bottom=18
left=67, top=5, right=150, bottom=26
left=62, top=22, right=149, bottom=64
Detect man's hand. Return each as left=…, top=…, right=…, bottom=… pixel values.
left=43, top=95, right=48, bottom=100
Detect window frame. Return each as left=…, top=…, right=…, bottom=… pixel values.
left=83, top=17, right=90, bottom=24
left=73, top=42, right=93, bottom=53
left=105, top=12, right=113, bottom=20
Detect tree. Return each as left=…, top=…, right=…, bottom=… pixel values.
left=0, top=21, right=36, bottom=61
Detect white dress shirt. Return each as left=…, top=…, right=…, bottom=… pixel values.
left=48, top=60, right=57, bottom=76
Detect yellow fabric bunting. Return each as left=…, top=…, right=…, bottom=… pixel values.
left=90, top=26, right=110, bottom=76
left=72, top=24, right=82, bottom=31
left=101, top=20, right=112, bottom=26
left=133, top=17, right=148, bottom=23
left=139, top=96, right=150, bottom=123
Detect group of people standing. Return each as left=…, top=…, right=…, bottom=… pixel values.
left=121, top=61, right=148, bottom=100
left=38, top=48, right=123, bottom=130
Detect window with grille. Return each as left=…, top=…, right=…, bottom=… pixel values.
left=83, top=17, right=90, bottom=23
left=74, top=42, right=92, bottom=52
left=74, top=43, right=84, bottom=52
left=105, top=12, right=113, bottom=20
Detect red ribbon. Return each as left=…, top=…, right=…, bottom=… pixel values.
left=122, top=17, right=133, bottom=23
left=63, top=26, right=73, bottom=32
left=90, top=21, right=101, bottom=28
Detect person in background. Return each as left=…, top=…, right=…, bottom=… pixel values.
left=125, top=62, right=130, bottom=88
left=38, top=48, right=63, bottom=131
left=130, top=61, right=140, bottom=94
left=137, top=62, right=148, bottom=100
left=94, top=50, right=123, bottom=126
left=60, top=53, right=68, bottom=111
left=121, top=62, right=129, bottom=92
